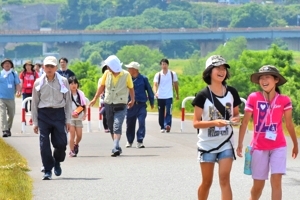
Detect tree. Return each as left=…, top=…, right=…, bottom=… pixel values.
left=116, top=45, right=165, bottom=75
left=68, top=61, right=101, bottom=99
left=88, top=52, right=103, bottom=65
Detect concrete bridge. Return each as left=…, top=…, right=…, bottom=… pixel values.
left=1, top=27, right=300, bottom=59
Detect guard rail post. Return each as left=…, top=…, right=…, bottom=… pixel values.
left=181, top=96, right=196, bottom=132
left=21, top=97, right=32, bottom=134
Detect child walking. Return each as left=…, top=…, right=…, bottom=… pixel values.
left=192, top=55, right=241, bottom=200
left=68, top=76, right=87, bottom=157
left=236, top=65, right=298, bottom=200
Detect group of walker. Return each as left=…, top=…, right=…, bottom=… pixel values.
left=0, top=53, right=298, bottom=200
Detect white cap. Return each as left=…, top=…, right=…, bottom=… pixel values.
left=205, top=55, right=230, bottom=69
left=125, top=61, right=140, bottom=70
left=43, top=56, right=57, bottom=66
left=104, top=55, right=122, bottom=73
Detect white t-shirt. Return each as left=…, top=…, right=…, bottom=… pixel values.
left=153, top=70, right=178, bottom=99
left=71, top=93, right=84, bottom=120
left=192, top=86, right=241, bottom=153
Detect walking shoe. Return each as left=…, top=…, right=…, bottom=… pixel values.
left=29, top=118, right=33, bottom=126
left=111, top=149, right=120, bottom=157
left=41, top=166, right=45, bottom=173
left=2, top=131, right=9, bottom=137
left=104, top=129, right=110, bottom=133
left=125, top=142, right=132, bottom=148
left=137, top=143, right=145, bottom=148
left=117, top=147, right=122, bottom=155
left=165, top=125, right=171, bottom=133
left=42, top=171, right=52, bottom=180
left=160, top=129, right=166, bottom=133
left=74, top=144, right=79, bottom=155
left=7, top=129, right=11, bottom=137
left=69, top=150, right=76, bottom=157
left=54, top=161, right=62, bottom=176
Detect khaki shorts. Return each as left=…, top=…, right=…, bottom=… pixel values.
left=70, top=120, right=83, bottom=128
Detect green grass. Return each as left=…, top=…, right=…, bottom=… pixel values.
left=0, top=138, right=32, bottom=200
left=168, top=59, right=190, bottom=75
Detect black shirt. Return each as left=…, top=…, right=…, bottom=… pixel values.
left=57, top=69, right=75, bottom=78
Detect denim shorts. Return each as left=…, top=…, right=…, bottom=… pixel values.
left=198, top=148, right=234, bottom=163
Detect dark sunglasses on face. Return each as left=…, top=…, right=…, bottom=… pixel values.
left=44, top=65, right=56, bottom=68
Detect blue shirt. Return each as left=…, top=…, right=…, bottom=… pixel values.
left=130, top=74, right=154, bottom=106
left=0, top=71, right=21, bottom=99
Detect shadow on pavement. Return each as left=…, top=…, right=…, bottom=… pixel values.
left=58, top=177, right=101, bottom=181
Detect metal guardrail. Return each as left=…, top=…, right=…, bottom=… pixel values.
left=0, top=27, right=300, bottom=35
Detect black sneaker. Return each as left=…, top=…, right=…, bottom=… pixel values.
left=2, top=131, right=9, bottom=137
left=117, top=147, right=122, bottom=155
left=42, top=171, right=52, bottom=180
left=111, top=149, right=120, bottom=157
left=74, top=144, right=79, bottom=155
left=54, top=162, right=62, bottom=176
left=7, top=129, right=11, bottom=137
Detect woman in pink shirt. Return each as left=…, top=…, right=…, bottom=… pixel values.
left=237, top=65, right=298, bottom=200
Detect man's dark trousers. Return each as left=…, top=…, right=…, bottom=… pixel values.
left=38, top=107, right=67, bottom=171
left=157, top=98, right=173, bottom=130
left=126, top=103, right=147, bottom=143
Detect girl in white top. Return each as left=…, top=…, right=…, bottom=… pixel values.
left=68, top=76, right=87, bottom=157
left=192, top=55, right=241, bottom=200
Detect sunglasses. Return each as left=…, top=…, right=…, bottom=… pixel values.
left=44, top=65, right=56, bottom=68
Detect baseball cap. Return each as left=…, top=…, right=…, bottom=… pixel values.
left=43, top=56, right=57, bottom=66
left=205, top=55, right=230, bottom=69
left=125, top=62, right=140, bottom=70
left=104, top=55, right=122, bottom=73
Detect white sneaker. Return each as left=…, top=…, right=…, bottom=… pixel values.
left=137, top=143, right=145, bottom=148
left=161, top=129, right=166, bottom=133
left=125, top=142, right=132, bottom=148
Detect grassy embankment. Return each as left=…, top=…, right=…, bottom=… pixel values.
left=0, top=138, right=32, bottom=200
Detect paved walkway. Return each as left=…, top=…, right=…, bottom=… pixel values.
left=3, top=98, right=300, bottom=200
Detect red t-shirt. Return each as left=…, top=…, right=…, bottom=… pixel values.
left=19, top=71, right=39, bottom=94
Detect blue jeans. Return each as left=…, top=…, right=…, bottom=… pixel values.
left=157, top=98, right=173, bottom=130
left=198, top=148, right=234, bottom=163
left=126, top=103, right=147, bottom=143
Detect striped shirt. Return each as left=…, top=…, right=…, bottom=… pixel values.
left=31, top=74, right=72, bottom=126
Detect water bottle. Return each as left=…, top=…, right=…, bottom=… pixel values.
left=244, top=145, right=252, bottom=175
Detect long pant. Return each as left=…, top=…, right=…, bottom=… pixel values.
left=38, top=107, right=67, bottom=171
left=102, top=110, right=108, bottom=129
left=157, top=98, right=173, bottom=130
left=22, top=93, right=32, bottom=112
left=104, top=103, right=127, bottom=134
left=0, top=99, right=15, bottom=131
left=126, top=103, right=147, bottom=143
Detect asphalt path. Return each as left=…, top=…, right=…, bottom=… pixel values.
left=3, top=98, right=300, bottom=200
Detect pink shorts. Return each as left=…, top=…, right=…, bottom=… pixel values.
left=251, top=146, right=287, bottom=180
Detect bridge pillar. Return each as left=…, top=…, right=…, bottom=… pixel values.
left=283, top=38, right=300, bottom=51
left=0, top=43, right=6, bottom=58
left=200, top=40, right=223, bottom=57
left=247, top=39, right=272, bottom=50
left=56, top=42, right=82, bottom=61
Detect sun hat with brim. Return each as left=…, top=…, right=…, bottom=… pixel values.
left=205, top=55, right=230, bottom=69
left=23, top=60, right=34, bottom=70
left=1, top=58, right=14, bottom=68
left=250, top=65, right=287, bottom=86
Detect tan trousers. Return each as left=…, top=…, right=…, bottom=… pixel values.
left=0, top=99, right=15, bottom=131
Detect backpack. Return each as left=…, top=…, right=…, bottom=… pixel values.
left=157, top=71, right=174, bottom=86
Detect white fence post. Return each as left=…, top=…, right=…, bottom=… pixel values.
left=181, top=96, right=196, bottom=132
left=85, top=97, right=91, bottom=133
left=21, top=97, right=32, bottom=134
